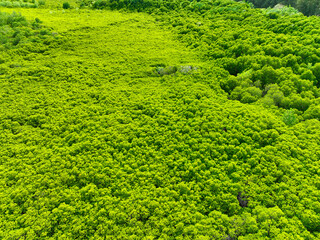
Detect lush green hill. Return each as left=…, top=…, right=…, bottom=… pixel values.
left=1, top=1, right=320, bottom=239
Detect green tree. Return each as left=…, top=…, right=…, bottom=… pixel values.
left=282, top=109, right=297, bottom=126
left=63, top=2, right=71, bottom=9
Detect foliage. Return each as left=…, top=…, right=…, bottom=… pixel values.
left=75, top=0, right=320, bottom=115
left=148, top=0, right=320, bottom=117
left=0, top=11, right=55, bottom=49
left=1, top=1, right=320, bottom=239
left=62, top=1, right=70, bottom=9
left=0, top=0, right=41, bottom=8
left=282, top=109, right=297, bottom=125
left=264, top=5, right=301, bottom=16
left=236, top=0, right=320, bottom=16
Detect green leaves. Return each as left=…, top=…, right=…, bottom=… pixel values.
left=1, top=1, right=320, bottom=239
left=240, top=0, right=320, bottom=16
left=282, top=109, right=297, bottom=126
left=0, top=11, right=55, bottom=49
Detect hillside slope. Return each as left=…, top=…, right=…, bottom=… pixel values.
left=1, top=1, right=320, bottom=239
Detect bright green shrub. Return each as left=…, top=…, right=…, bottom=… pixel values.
left=263, top=84, right=284, bottom=106
left=220, top=75, right=239, bottom=94
left=312, top=63, right=320, bottom=86
left=303, top=104, right=320, bottom=120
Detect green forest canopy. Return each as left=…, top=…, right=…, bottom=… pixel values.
left=236, top=0, right=320, bottom=16
left=1, top=0, right=320, bottom=239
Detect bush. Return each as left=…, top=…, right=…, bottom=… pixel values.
left=38, top=0, right=45, bottom=6
left=0, top=0, right=39, bottom=8
left=282, top=109, right=297, bottom=126
left=303, top=105, right=320, bottom=120
left=0, top=11, right=54, bottom=49
left=63, top=2, right=70, bottom=9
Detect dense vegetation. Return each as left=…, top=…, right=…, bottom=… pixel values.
left=0, top=0, right=44, bottom=8
left=1, top=0, right=320, bottom=239
left=0, top=11, right=54, bottom=50
left=237, top=0, right=320, bottom=16
left=161, top=1, right=320, bottom=119
left=81, top=0, right=320, bottom=119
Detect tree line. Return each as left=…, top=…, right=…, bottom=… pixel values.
left=237, top=0, right=320, bottom=16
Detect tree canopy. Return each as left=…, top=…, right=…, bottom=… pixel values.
left=1, top=0, right=320, bottom=239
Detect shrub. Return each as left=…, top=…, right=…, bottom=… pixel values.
left=93, top=0, right=107, bottom=9
left=63, top=2, right=70, bottom=9
left=0, top=11, right=54, bottom=49
left=38, top=0, right=45, bottom=6
left=303, top=105, right=320, bottom=120
left=282, top=109, right=297, bottom=126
